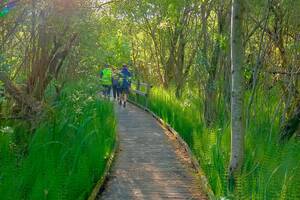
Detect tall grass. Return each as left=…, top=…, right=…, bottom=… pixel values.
left=131, top=87, right=300, bottom=199
left=0, top=80, right=116, bottom=200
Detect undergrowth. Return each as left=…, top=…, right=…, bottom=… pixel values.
left=0, top=80, right=116, bottom=200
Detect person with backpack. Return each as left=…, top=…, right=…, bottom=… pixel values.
left=100, top=64, right=112, bottom=99
left=119, top=64, right=131, bottom=107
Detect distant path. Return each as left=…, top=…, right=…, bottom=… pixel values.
left=98, top=103, right=207, bottom=200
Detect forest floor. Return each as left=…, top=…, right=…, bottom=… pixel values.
left=97, top=102, right=207, bottom=200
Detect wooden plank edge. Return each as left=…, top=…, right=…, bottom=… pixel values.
left=128, top=99, right=216, bottom=200
left=87, top=129, right=119, bottom=200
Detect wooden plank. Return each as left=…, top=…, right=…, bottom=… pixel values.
left=97, top=102, right=208, bottom=200
left=128, top=100, right=215, bottom=199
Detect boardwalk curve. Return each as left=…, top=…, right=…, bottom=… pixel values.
left=98, top=103, right=207, bottom=200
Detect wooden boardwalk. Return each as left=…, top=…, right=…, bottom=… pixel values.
left=98, top=103, right=207, bottom=200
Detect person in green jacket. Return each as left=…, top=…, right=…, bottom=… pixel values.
left=100, top=64, right=112, bottom=98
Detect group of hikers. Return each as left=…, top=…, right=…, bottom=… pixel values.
left=100, top=64, right=132, bottom=108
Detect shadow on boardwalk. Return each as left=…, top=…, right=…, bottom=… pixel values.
left=98, top=103, right=207, bottom=200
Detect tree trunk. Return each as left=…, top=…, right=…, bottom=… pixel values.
left=165, top=29, right=179, bottom=88
left=200, top=2, right=213, bottom=125
left=175, top=32, right=186, bottom=98
left=228, top=0, right=245, bottom=190
left=27, top=30, right=77, bottom=101
left=0, top=72, right=42, bottom=116
left=204, top=42, right=221, bottom=126
left=204, top=2, right=224, bottom=126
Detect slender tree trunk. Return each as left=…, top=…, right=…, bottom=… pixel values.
left=165, top=28, right=179, bottom=88
left=246, top=5, right=270, bottom=128
left=228, top=0, right=245, bottom=189
left=200, top=2, right=215, bottom=125
left=204, top=40, right=220, bottom=126
left=204, top=1, right=225, bottom=126
left=200, top=2, right=209, bottom=71
left=175, top=32, right=186, bottom=98
left=150, top=32, right=165, bottom=86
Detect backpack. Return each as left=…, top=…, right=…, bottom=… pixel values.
left=120, top=69, right=131, bottom=87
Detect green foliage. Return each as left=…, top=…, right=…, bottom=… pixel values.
left=0, top=80, right=116, bottom=200
left=74, top=13, right=131, bottom=73
left=132, top=87, right=300, bottom=200
left=0, top=54, right=10, bottom=72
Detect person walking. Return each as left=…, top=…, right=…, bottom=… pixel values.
left=100, top=64, right=112, bottom=99
left=112, top=68, right=120, bottom=101
left=119, top=64, right=131, bottom=107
